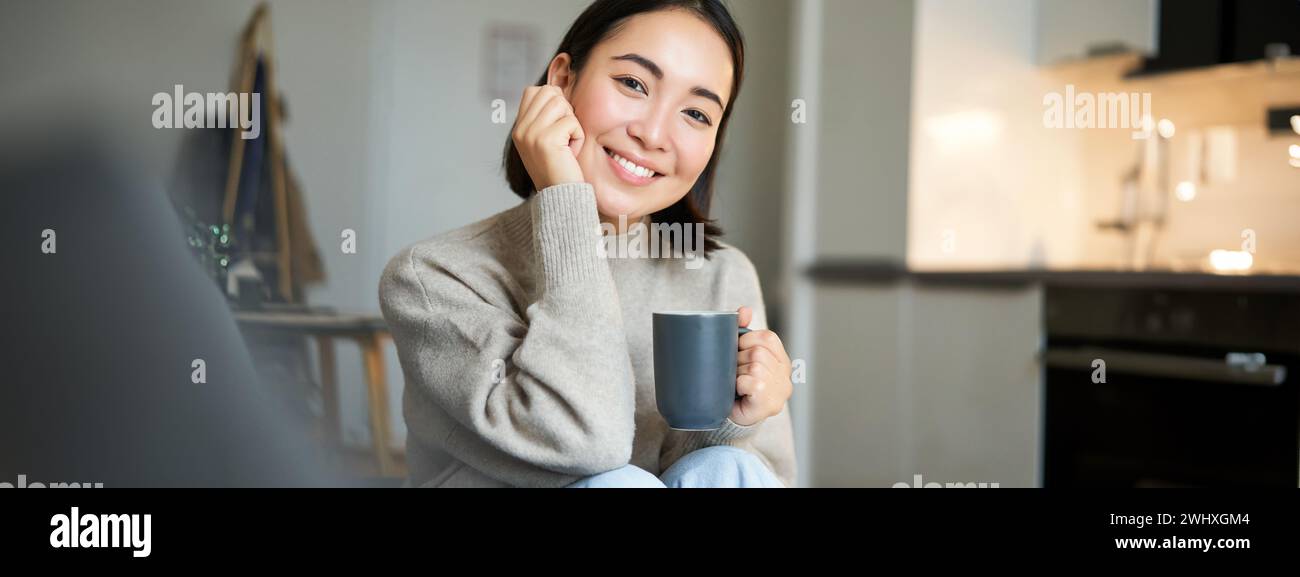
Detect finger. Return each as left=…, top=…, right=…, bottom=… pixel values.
left=740, top=329, right=790, bottom=364
left=529, top=95, right=574, bottom=141
left=543, top=115, right=582, bottom=158
left=737, top=362, right=769, bottom=380
left=737, top=346, right=774, bottom=367
left=515, top=85, right=542, bottom=131
left=735, top=374, right=765, bottom=398
left=737, top=306, right=752, bottom=329
left=554, top=113, right=585, bottom=154
left=518, top=85, right=562, bottom=134
left=730, top=397, right=761, bottom=427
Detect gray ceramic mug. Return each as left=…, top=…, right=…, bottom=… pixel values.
left=652, top=311, right=751, bottom=430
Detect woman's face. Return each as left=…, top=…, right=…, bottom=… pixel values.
left=549, top=10, right=733, bottom=223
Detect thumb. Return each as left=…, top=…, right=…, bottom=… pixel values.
left=731, top=396, right=760, bottom=426
left=737, top=306, right=753, bottom=328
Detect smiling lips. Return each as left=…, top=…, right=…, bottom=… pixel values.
left=603, top=146, right=663, bottom=185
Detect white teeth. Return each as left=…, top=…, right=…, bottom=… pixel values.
left=611, top=151, right=655, bottom=178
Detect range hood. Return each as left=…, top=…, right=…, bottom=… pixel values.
left=1133, top=0, right=1300, bottom=76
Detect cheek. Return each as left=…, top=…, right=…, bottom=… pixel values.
left=572, top=85, right=629, bottom=147
left=670, top=135, right=715, bottom=183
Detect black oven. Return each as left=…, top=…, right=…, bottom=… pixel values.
left=1043, top=285, right=1300, bottom=487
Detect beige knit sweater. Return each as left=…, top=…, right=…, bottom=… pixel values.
left=379, top=183, right=796, bottom=487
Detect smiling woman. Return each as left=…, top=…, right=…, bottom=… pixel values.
left=502, top=0, right=744, bottom=255
left=379, top=0, right=796, bottom=489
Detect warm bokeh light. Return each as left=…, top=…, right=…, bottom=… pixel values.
left=1209, top=249, right=1254, bottom=272
left=1157, top=118, right=1176, bottom=139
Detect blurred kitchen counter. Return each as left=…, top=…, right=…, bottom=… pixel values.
left=807, top=260, right=1300, bottom=293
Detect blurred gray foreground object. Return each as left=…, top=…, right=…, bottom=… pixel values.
left=0, top=115, right=338, bottom=487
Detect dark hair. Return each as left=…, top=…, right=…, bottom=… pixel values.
left=502, top=0, right=744, bottom=257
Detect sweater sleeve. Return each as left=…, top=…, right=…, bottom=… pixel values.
left=658, top=248, right=798, bottom=487
left=380, top=183, right=636, bottom=487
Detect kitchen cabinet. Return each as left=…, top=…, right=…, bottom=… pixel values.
left=1036, top=0, right=1157, bottom=65
left=807, top=278, right=1042, bottom=487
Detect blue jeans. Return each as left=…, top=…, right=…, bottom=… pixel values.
left=566, top=446, right=785, bottom=488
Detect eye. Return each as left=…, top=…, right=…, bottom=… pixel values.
left=684, top=109, right=713, bottom=126
left=616, top=76, right=647, bottom=95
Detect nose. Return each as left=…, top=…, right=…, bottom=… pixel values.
left=627, top=103, right=671, bottom=153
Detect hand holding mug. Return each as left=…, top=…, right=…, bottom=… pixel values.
left=651, top=308, right=793, bottom=431
left=732, top=306, right=793, bottom=426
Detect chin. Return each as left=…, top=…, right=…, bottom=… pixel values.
left=592, top=181, right=646, bottom=221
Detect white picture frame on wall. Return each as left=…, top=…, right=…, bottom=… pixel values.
left=484, top=24, right=539, bottom=103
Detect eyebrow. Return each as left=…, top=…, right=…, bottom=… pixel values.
left=611, top=53, right=724, bottom=111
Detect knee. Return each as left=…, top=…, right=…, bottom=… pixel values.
left=662, top=446, right=785, bottom=488
left=682, top=446, right=767, bottom=472
left=566, top=464, right=665, bottom=488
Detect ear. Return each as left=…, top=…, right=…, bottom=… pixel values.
left=545, top=53, right=575, bottom=97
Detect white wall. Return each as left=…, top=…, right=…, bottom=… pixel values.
left=908, top=0, right=1087, bottom=270
left=813, top=0, right=913, bottom=261
left=711, top=0, right=792, bottom=307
